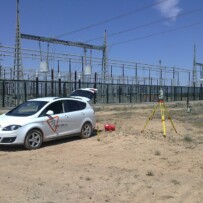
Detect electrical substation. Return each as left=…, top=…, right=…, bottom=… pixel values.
left=0, top=0, right=203, bottom=107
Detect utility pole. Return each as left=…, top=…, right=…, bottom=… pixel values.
left=159, top=60, right=162, bottom=86
left=148, top=68, right=151, bottom=85
left=192, top=44, right=197, bottom=86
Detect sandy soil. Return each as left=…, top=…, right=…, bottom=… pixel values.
left=0, top=101, right=202, bottom=203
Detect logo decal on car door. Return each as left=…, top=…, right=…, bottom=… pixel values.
left=47, top=116, right=59, bottom=132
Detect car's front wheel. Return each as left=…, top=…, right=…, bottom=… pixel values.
left=80, top=122, right=92, bottom=139
left=24, top=129, right=43, bottom=150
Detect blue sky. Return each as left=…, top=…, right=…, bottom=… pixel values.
left=0, top=0, right=203, bottom=84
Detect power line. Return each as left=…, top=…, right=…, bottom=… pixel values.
left=55, top=0, right=169, bottom=38
left=109, top=21, right=203, bottom=47
left=1, top=45, right=192, bottom=72
left=85, top=6, right=203, bottom=43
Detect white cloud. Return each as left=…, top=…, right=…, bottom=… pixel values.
left=155, top=0, right=182, bottom=22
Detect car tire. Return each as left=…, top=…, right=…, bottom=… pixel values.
left=24, top=129, right=43, bottom=150
left=80, top=122, right=92, bottom=139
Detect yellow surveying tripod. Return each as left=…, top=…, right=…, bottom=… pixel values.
left=141, top=88, right=177, bottom=137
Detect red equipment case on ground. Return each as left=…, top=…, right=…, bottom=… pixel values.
left=104, top=124, right=115, bottom=131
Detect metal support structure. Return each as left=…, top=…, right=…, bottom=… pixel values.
left=102, top=30, right=108, bottom=83
left=13, top=0, right=24, bottom=105
left=193, top=45, right=198, bottom=86
left=21, top=32, right=107, bottom=83
left=193, top=45, right=203, bottom=86
left=21, top=34, right=105, bottom=51
left=14, top=0, right=23, bottom=80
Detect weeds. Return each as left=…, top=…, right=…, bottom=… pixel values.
left=85, top=177, right=92, bottom=181
left=183, top=135, right=193, bottom=142
left=155, top=150, right=161, bottom=156
left=171, top=179, right=180, bottom=185
left=146, top=171, right=154, bottom=176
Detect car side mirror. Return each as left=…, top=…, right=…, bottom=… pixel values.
left=46, top=110, right=54, bottom=116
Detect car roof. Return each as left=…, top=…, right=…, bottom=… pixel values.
left=28, top=88, right=97, bottom=102
left=28, top=97, right=87, bottom=103
left=28, top=97, right=59, bottom=102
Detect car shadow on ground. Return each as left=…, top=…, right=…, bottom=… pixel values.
left=0, top=145, right=25, bottom=152
left=42, top=129, right=98, bottom=148
left=0, top=130, right=98, bottom=152
left=42, top=135, right=81, bottom=148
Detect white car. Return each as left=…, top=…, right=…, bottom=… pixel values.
left=0, top=88, right=97, bottom=150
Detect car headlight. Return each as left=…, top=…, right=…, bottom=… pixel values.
left=2, top=125, right=22, bottom=131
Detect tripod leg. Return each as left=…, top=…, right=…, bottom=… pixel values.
left=163, top=103, right=177, bottom=133
left=160, top=102, right=166, bottom=137
left=141, top=103, right=159, bottom=133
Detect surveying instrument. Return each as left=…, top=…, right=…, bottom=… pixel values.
left=141, top=88, right=177, bottom=137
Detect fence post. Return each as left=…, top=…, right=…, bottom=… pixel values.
left=36, top=74, right=39, bottom=98
left=51, top=69, right=54, bottom=97
left=140, top=86, right=142, bottom=103
left=193, top=83, right=196, bottom=100
left=130, top=85, right=132, bottom=103
left=173, top=86, right=176, bottom=101
left=106, top=84, right=109, bottom=103
left=24, top=81, right=27, bottom=101
left=2, top=80, right=5, bottom=107
left=45, top=82, right=47, bottom=97
left=74, top=71, right=77, bottom=90
left=200, top=84, right=203, bottom=100
left=78, top=78, right=81, bottom=89
left=58, top=73, right=61, bottom=97
left=187, top=86, right=189, bottom=102
left=149, top=85, right=151, bottom=102
left=94, top=72, right=97, bottom=104
left=119, top=86, right=121, bottom=103
left=166, top=86, right=168, bottom=102
left=63, top=83, right=66, bottom=97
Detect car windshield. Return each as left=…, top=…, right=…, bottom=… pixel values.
left=6, top=101, right=48, bottom=117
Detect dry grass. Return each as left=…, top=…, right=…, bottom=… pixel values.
left=0, top=101, right=202, bottom=203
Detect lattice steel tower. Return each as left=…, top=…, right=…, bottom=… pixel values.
left=13, top=0, right=23, bottom=80
left=102, top=30, right=108, bottom=83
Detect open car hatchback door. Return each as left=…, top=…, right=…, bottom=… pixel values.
left=70, top=88, right=97, bottom=102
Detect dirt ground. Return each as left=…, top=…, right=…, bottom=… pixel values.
left=0, top=101, right=202, bottom=203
